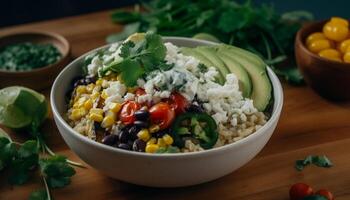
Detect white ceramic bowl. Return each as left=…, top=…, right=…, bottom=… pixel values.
left=51, top=37, right=283, bottom=187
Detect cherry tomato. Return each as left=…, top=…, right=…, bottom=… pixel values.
left=315, top=189, right=334, bottom=200
left=166, top=92, right=189, bottom=114
left=308, top=39, right=333, bottom=53
left=330, top=17, right=349, bottom=27
left=149, top=102, right=175, bottom=129
left=135, top=88, right=146, bottom=96
left=323, top=22, right=348, bottom=42
left=119, top=101, right=140, bottom=125
left=289, top=183, right=314, bottom=200
left=339, top=39, right=350, bottom=53
left=344, top=52, right=350, bottom=63
left=318, top=49, right=342, bottom=62
left=306, top=32, right=326, bottom=46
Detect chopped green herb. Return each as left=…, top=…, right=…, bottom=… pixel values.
left=0, top=42, right=61, bottom=72
left=198, top=63, right=208, bottom=73
left=295, top=155, right=333, bottom=171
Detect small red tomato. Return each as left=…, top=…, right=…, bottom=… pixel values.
left=119, top=101, right=140, bottom=125
left=290, top=183, right=314, bottom=200
left=166, top=92, right=189, bottom=114
left=149, top=102, right=175, bottom=129
left=135, top=88, right=146, bottom=96
left=316, top=189, right=334, bottom=200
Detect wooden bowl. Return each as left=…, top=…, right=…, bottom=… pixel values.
left=295, top=20, right=350, bottom=101
left=0, top=31, right=71, bottom=90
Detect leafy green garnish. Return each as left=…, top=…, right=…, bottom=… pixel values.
left=0, top=136, right=16, bottom=170
left=101, top=32, right=172, bottom=86
left=295, top=155, right=333, bottom=171
left=39, top=155, right=76, bottom=188
left=108, top=0, right=313, bottom=84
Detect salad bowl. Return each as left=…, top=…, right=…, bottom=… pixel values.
left=51, top=37, right=283, bottom=187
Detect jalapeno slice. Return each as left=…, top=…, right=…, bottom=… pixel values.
left=171, top=113, right=218, bottom=149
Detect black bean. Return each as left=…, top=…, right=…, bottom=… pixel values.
left=84, top=76, right=96, bottom=85
left=118, top=143, right=131, bottom=150
left=127, top=140, right=134, bottom=147
left=154, top=128, right=169, bottom=138
left=132, top=139, right=146, bottom=152
left=102, top=134, right=117, bottom=146
left=134, top=120, right=149, bottom=128
left=118, top=129, right=129, bottom=143
left=186, top=104, right=204, bottom=113
left=128, top=126, right=140, bottom=140
left=134, top=110, right=150, bottom=121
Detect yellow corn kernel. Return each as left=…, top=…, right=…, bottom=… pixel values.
left=137, top=129, right=151, bottom=142
left=127, top=87, right=136, bottom=93
left=86, top=83, right=95, bottom=93
left=96, top=79, right=103, bottom=86
left=83, top=99, right=93, bottom=110
left=90, top=108, right=104, bottom=115
left=101, top=115, right=115, bottom=128
left=147, top=137, right=157, bottom=145
left=70, top=108, right=87, bottom=120
left=76, top=85, right=87, bottom=94
left=157, top=138, right=166, bottom=147
left=149, top=125, right=160, bottom=134
left=109, top=103, right=122, bottom=113
left=162, top=134, right=174, bottom=145
left=101, top=90, right=108, bottom=99
left=89, top=113, right=103, bottom=122
left=91, top=92, right=100, bottom=100
left=145, top=144, right=159, bottom=153
left=73, top=97, right=86, bottom=108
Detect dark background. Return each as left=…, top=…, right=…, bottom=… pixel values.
left=0, top=0, right=349, bottom=28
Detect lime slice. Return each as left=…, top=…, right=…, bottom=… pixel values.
left=0, top=86, right=47, bottom=129
left=193, top=33, right=221, bottom=43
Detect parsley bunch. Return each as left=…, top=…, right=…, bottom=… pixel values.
left=108, top=0, right=313, bottom=84
left=100, top=32, right=172, bottom=86
left=0, top=130, right=76, bottom=200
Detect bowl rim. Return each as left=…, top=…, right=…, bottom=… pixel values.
left=50, top=37, right=283, bottom=158
left=0, top=30, right=70, bottom=74
left=296, top=20, right=350, bottom=69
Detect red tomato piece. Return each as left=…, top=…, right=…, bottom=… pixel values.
left=119, top=101, right=140, bottom=125
left=149, top=102, right=175, bottom=129
left=166, top=92, right=189, bottom=114
left=135, top=88, right=146, bottom=96
left=289, top=183, right=314, bottom=200
left=316, top=189, right=334, bottom=200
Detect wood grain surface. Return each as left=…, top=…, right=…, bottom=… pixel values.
left=1, top=9, right=350, bottom=200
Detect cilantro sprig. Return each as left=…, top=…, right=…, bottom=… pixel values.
left=100, top=32, right=173, bottom=86
left=0, top=132, right=76, bottom=200
left=295, top=155, right=333, bottom=171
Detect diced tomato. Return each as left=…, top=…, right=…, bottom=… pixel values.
left=166, top=92, right=188, bottom=114
left=119, top=101, right=140, bottom=125
left=149, top=102, right=175, bottom=129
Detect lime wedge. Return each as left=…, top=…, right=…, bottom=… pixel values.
left=192, top=33, right=220, bottom=43
left=0, top=86, right=47, bottom=129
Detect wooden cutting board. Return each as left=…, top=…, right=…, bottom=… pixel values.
left=1, top=9, right=350, bottom=200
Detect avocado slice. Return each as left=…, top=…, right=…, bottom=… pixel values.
left=181, top=47, right=225, bottom=84
left=215, top=52, right=252, bottom=98
left=196, top=46, right=231, bottom=78
left=217, top=45, right=272, bottom=111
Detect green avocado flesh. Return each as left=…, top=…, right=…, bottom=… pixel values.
left=181, top=44, right=272, bottom=111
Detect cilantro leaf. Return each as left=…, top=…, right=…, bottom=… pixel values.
left=118, top=58, right=144, bottom=86
left=0, top=136, right=16, bottom=171
left=39, top=155, right=76, bottom=188
left=295, top=155, right=333, bottom=171
left=29, top=189, right=49, bottom=200
left=119, top=40, right=136, bottom=58
left=9, top=140, right=39, bottom=185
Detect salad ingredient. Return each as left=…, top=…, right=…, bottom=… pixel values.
left=323, top=22, right=348, bottom=42
left=307, top=40, right=333, bottom=53
left=192, top=33, right=220, bottom=43
left=290, top=183, right=314, bottom=200
left=295, top=155, right=333, bottom=171
left=318, top=49, right=342, bottom=62
left=344, top=52, right=350, bottom=63
left=306, top=17, right=350, bottom=63
left=108, top=0, right=313, bottom=84
left=149, top=102, right=175, bottom=130
left=119, top=101, right=141, bottom=125
left=315, top=189, right=334, bottom=200
left=0, top=86, right=47, bottom=129
left=0, top=42, right=61, bottom=72
left=166, top=92, right=189, bottom=114
left=171, top=113, right=218, bottom=149
left=134, top=109, right=150, bottom=121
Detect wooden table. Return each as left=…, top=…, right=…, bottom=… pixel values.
left=1, top=9, right=350, bottom=200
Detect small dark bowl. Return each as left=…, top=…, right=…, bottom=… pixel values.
left=295, top=20, right=350, bottom=101
left=0, top=31, right=71, bottom=90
